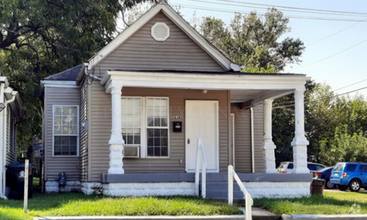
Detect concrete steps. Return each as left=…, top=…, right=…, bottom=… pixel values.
left=203, top=181, right=244, bottom=200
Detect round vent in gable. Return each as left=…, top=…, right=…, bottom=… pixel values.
left=151, top=22, right=170, bottom=41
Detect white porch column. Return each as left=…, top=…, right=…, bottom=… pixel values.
left=108, top=84, right=124, bottom=174
left=263, top=99, right=277, bottom=173
left=291, top=89, right=309, bottom=173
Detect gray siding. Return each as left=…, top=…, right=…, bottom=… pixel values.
left=95, top=12, right=225, bottom=74
left=44, top=87, right=80, bottom=181
left=80, top=80, right=89, bottom=182
left=253, top=104, right=265, bottom=173
left=232, top=105, right=251, bottom=173
left=6, top=110, right=16, bottom=164
left=231, top=104, right=265, bottom=173
left=89, top=83, right=229, bottom=182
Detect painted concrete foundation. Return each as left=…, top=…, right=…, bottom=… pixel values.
left=243, top=182, right=310, bottom=198
left=103, top=182, right=196, bottom=197
left=45, top=181, right=81, bottom=193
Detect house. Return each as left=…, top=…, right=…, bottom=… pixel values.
left=41, top=1, right=312, bottom=198
left=0, top=75, right=23, bottom=198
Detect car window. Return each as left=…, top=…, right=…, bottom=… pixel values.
left=333, top=163, right=344, bottom=171
left=308, top=164, right=316, bottom=170
left=346, top=164, right=357, bottom=171
left=288, top=163, right=293, bottom=169
left=315, top=165, right=325, bottom=171
left=358, top=165, right=367, bottom=172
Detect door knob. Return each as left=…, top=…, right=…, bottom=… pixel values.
left=187, top=139, right=190, bottom=144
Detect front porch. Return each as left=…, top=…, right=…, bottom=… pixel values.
left=81, top=172, right=312, bottom=198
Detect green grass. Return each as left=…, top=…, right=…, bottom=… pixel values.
left=254, top=191, right=367, bottom=215
left=0, top=193, right=242, bottom=220
left=32, top=177, right=40, bottom=187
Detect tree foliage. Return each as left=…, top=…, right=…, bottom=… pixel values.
left=199, top=8, right=304, bottom=72
left=0, top=0, right=157, bottom=152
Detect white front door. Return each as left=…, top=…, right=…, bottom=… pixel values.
left=185, top=100, right=219, bottom=173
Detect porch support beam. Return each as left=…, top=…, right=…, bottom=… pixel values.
left=291, top=89, right=309, bottom=173
left=108, top=84, right=124, bottom=174
left=263, top=99, right=277, bottom=173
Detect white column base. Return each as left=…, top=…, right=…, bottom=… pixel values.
left=264, top=140, right=277, bottom=173
left=108, top=143, right=124, bottom=174
left=292, top=135, right=309, bottom=174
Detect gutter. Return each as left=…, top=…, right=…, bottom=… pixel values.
left=1, top=90, right=16, bottom=199
left=250, top=107, right=255, bottom=173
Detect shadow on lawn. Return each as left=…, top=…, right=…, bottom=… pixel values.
left=0, top=192, right=103, bottom=211
left=253, top=195, right=367, bottom=215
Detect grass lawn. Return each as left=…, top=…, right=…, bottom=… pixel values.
left=254, top=190, right=367, bottom=216
left=0, top=193, right=242, bottom=220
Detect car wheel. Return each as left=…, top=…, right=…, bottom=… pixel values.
left=338, top=185, right=347, bottom=191
left=325, top=180, right=334, bottom=189
left=349, top=179, right=361, bottom=192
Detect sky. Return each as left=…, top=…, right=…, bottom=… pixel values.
left=165, top=0, right=367, bottom=97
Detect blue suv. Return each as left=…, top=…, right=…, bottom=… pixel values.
left=330, top=162, right=367, bottom=192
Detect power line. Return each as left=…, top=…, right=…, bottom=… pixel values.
left=293, top=38, right=367, bottom=70
left=334, top=78, right=367, bottom=92
left=181, top=0, right=367, bottom=17
left=170, top=4, right=367, bottom=22
left=273, top=85, right=367, bottom=109
left=208, top=0, right=367, bottom=17
left=306, top=19, right=367, bottom=47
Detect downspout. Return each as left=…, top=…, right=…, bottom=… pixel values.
left=1, top=91, right=16, bottom=199
left=250, top=107, right=255, bottom=173
left=0, top=82, right=5, bottom=198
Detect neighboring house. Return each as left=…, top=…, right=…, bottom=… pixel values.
left=41, top=1, right=312, bottom=198
left=0, top=76, right=23, bottom=198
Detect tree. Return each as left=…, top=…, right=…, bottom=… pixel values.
left=0, top=0, right=157, bottom=152
left=199, top=8, right=304, bottom=72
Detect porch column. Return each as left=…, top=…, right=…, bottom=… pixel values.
left=291, top=89, right=309, bottom=173
left=108, top=84, right=124, bottom=174
left=263, top=99, right=277, bottom=173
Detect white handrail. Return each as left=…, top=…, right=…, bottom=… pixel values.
left=228, top=165, right=253, bottom=220
left=195, top=138, right=207, bottom=198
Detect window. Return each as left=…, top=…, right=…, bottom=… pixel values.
left=53, top=105, right=79, bottom=156
left=121, top=97, right=169, bottom=158
left=121, top=98, right=141, bottom=147
left=346, top=164, right=357, bottom=172
left=358, top=165, right=367, bottom=172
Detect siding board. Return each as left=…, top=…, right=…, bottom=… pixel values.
left=89, top=84, right=229, bottom=182
left=231, top=104, right=265, bottom=173
left=95, top=12, right=225, bottom=74
left=44, top=87, right=80, bottom=181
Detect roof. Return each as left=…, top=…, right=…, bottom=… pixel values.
left=88, top=1, right=241, bottom=71
left=45, top=64, right=83, bottom=81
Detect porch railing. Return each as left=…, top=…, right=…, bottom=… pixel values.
left=228, top=165, right=253, bottom=220
left=195, top=138, right=207, bottom=198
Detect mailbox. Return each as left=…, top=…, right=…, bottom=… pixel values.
left=173, top=121, right=182, bottom=132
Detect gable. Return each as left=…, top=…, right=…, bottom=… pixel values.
left=93, top=12, right=227, bottom=73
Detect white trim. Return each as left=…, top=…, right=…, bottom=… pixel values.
left=41, top=80, right=78, bottom=88
left=151, top=22, right=170, bottom=41
left=185, top=100, right=219, bottom=173
left=121, top=96, right=170, bottom=158
left=103, top=71, right=310, bottom=93
left=88, top=2, right=237, bottom=71
left=52, top=105, right=80, bottom=157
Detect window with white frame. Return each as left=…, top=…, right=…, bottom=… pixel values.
left=121, top=97, right=169, bottom=157
left=121, top=98, right=142, bottom=148
left=53, top=105, right=79, bottom=156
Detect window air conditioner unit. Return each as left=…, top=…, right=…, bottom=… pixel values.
left=124, top=146, right=140, bottom=158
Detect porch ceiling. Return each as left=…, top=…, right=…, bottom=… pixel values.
left=230, top=89, right=292, bottom=105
